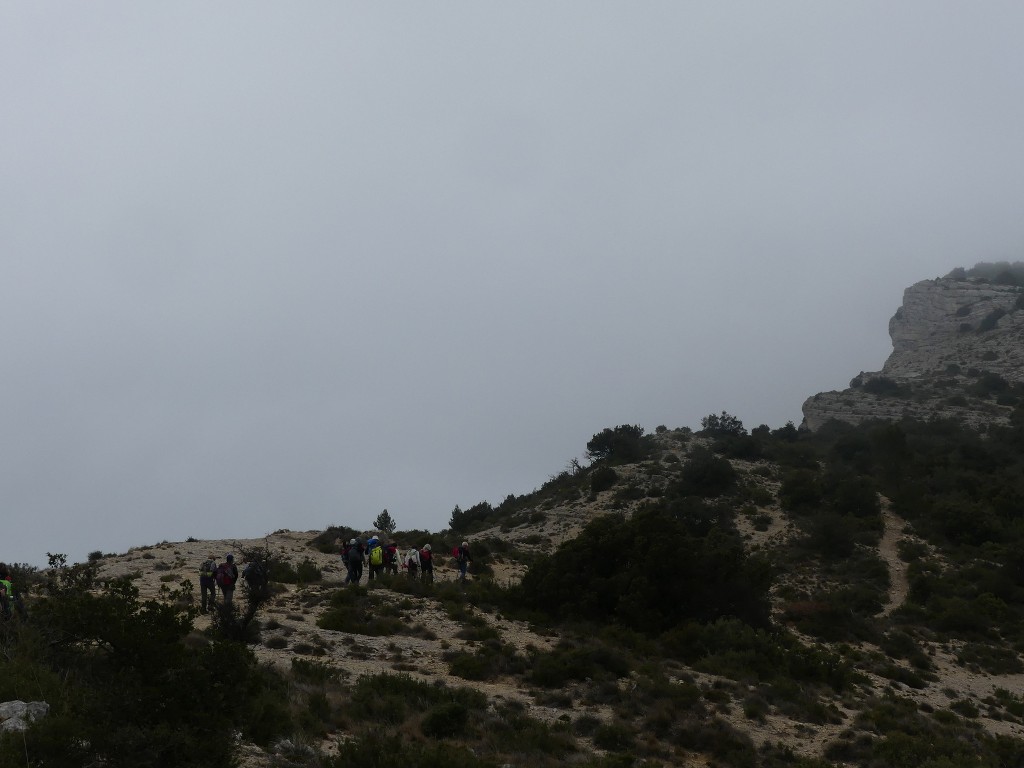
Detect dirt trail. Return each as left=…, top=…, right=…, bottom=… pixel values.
left=877, top=498, right=910, bottom=617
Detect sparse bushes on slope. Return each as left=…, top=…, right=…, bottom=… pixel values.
left=0, top=556, right=288, bottom=767
left=518, top=507, right=771, bottom=634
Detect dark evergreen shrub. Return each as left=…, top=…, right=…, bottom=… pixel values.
left=862, top=377, right=906, bottom=396
left=592, top=721, right=636, bottom=752
left=518, top=507, right=771, bottom=633
left=585, top=424, right=648, bottom=462
left=421, top=701, right=469, bottom=738
left=590, top=465, right=618, bottom=493
left=675, top=448, right=738, bottom=497
left=700, top=411, right=746, bottom=437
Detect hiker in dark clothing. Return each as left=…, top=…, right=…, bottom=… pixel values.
left=355, top=538, right=366, bottom=582
left=385, top=541, right=400, bottom=576
left=419, top=544, right=434, bottom=584
left=242, top=559, right=269, bottom=600
left=199, top=554, right=218, bottom=613
left=456, top=541, right=472, bottom=582
left=344, top=540, right=364, bottom=589
left=342, top=540, right=354, bottom=581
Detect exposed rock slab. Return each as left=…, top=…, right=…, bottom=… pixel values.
left=803, top=277, right=1024, bottom=430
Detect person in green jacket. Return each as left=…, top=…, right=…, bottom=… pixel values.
left=0, top=563, right=13, bottom=620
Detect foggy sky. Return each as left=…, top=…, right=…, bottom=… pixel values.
left=3, top=3, right=1024, bottom=566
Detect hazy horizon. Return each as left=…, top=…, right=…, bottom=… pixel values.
left=4, top=3, right=1023, bottom=566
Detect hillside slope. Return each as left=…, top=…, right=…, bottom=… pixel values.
left=71, top=426, right=1024, bottom=767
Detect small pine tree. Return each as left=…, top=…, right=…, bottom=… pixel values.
left=373, top=509, right=396, bottom=537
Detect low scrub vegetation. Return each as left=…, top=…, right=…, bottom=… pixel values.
left=7, top=414, right=1024, bottom=766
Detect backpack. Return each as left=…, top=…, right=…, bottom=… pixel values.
left=369, top=545, right=383, bottom=566
left=420, top=548, right=431, bottom=563
left=451, top=546, right=461, bottom=560
left=200, top=560, right=216, bottom=580
left=215, top=562, right=235, bottom=587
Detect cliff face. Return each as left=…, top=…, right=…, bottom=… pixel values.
left=802, top=277, right=1024, bottom=431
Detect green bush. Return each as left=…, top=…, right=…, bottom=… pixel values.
left=675, top=447, right=738, bottom=497
left=586, top=424, right=649, bottom=462
left=591, top=721, right=636, bottom=752
left=518, top=508, right=771, bottom=634
left=0, top=559, right=286, bottom=766
left=590, top=465, right=619, bottom=493
left=529, top=639, right=630, bottom=688
left=421, top=701, right=470, bottom=738
left=316, top=587, right=406, bottom=636
left=446, top=639, right=528, bottom=681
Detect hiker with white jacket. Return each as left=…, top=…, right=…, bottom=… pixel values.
left=405, top=547, right=421, bottom=580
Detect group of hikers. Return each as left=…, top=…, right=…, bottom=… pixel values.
left=341, top=536, right=472, bottom=585
left=195, top=536, right=473, bottom=612
left=197, top=553, right=268, bottom=613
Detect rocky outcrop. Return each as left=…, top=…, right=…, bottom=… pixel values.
left=802, top=277, right=1024, bottom=431
left=0, top=700, right=49, bottom=732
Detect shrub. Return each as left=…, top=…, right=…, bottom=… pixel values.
left=590, top=465, right=618, bottom=493
left=316, top=588, right=406, bottom=636
left=700, top=411, right=746, bottom=437
left=518, top=508, right=771, bottom=634
left=862, top=377, right=907, bottom=397
left=309, top=525, right=359, bottom=554
left=421, top=701, right=469, bottom=738
left=529, top=639, right=630, bottom=688
left=586, top=424, right=648, bottom=462
left=0, top=559, right=288, bottom=765
left=675, top=448, right=738, bottom=498
left=592, top=721, right=636, bottom=752
left=446, top=639, right=528, bottom=681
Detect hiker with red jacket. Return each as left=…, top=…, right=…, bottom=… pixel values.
left=456, top=541, right=471, bottom=582
left=215, top=553, right=240, bottom=608
left=419, top=544, right=434, bottom=583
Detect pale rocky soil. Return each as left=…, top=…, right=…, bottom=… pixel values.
left=90, top=453, right=1024, bottom=765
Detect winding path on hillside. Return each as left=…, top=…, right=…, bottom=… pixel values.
left=877, top=498, right=910, bottom=617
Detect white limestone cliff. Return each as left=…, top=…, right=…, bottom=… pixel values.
left=802, top=277, right=1024, bottom=431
